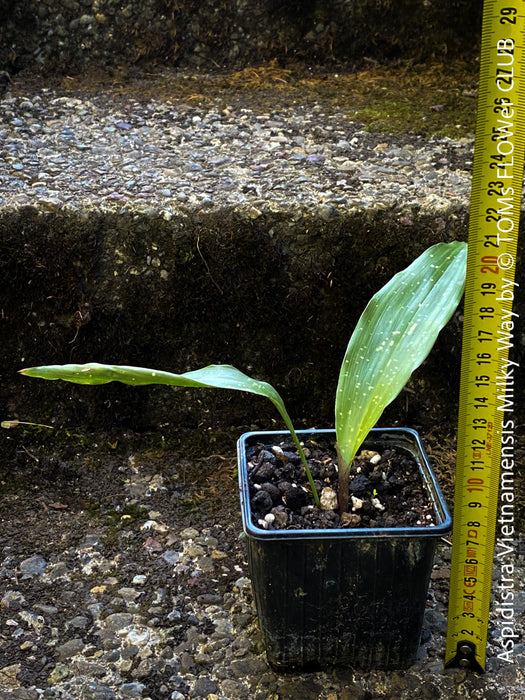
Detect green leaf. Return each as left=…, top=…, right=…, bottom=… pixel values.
left=335, top=241, right=467, bottom=465
left=19, top=362, right=288, bottom=414
left=20, top=362, right=320, bottom=505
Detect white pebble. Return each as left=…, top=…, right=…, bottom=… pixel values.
left=320, top=487, right=338, bottom=511
left=351, top=496, right=363, bottom=510
left=371, top=497, right=385, bottom=511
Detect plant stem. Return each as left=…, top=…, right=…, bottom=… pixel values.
left=289, top=432, right=321, bottom=507
left=271, top=400, right=321, bottom=507
left=336, top=444, right=350, bottom=514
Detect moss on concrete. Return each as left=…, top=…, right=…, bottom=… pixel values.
left=1, top=204, right=475, bottom=436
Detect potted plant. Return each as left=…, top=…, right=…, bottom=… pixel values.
left=19, top=241, right=467, bottom=670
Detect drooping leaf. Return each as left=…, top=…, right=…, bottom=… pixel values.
left=335, top=241, right=467, bottom=466
left=19, top=362, right=320, bottom=504
left=19, top=362, right=289, bottom=419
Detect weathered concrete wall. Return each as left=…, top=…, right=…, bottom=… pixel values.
left=1, top=0, right=482, bottom=75
left=3, top=204, right=524, bottom=437
left=1, top=204, right=480, bottom=435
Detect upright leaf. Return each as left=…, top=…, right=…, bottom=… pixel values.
left=335, top=241, right=467, bottom=466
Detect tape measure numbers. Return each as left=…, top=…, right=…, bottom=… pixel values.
left=445, top=0, right=524, bottom=672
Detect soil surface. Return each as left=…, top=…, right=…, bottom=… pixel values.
left=1, top=427, right=524, bottom=699
left=246, top=438, right=437, bottom=530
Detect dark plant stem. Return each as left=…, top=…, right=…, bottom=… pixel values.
left=336, top=444, right=350, bottom=514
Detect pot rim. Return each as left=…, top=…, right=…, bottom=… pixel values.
left=237, top=427, right=453, bottom=541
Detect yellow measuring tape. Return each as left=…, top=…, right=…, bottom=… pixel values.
left=445, top=0, right=524, bottom=671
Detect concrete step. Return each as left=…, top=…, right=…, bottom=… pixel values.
left=1, top=69, right=522, bottom=434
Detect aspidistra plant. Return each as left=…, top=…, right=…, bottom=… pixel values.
left=20, top=241, right=467, bottom=513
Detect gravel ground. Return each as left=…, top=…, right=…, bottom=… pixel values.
left=0, top=436, right=524, bottom=700
left=0, top=72, right=474, bottom=218
left=1, top=71, right=524, bottom=699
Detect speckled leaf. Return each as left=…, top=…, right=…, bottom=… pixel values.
left=335, top=241, right=467, bottom=465
left=19, top=362, right=321, bottom=504
left=19, top=362, right=288, bottom=420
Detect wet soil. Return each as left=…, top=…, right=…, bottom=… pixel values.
left=247, top=438, right=437, bottom=530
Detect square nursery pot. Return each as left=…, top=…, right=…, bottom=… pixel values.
left=237, top=427, right=452, bottom=671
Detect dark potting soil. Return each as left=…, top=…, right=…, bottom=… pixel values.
left=247, top=438, right=437, bottom=530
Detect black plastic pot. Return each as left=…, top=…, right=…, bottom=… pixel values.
left=237, top=427, right=452, bottom=671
